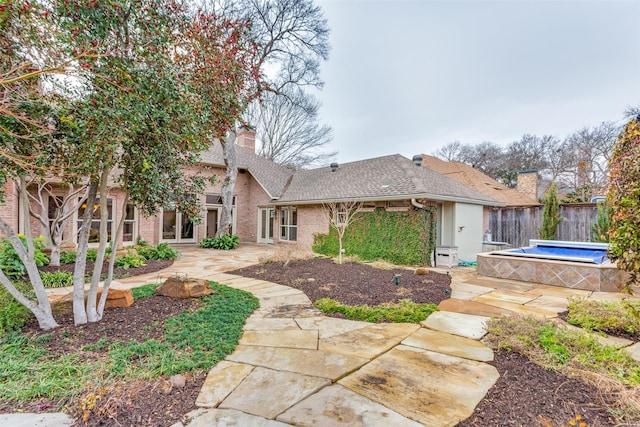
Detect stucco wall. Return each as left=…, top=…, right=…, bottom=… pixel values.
left=452, top=203, right=484, bottom=262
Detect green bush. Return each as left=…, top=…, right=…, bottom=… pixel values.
left=0, top=282, right=34, bottom=336
left=200, top=235, right=239, bottom=250
left=0, top=236, right=49, bottom=279
left=115, top=253, right=147, bottom=269
left=40, top=271, right=74, bottom=288
left=313, top=208, right=436, bottom=266
left=59, top=251, right=77, bottom=264
left=85, top=249, right=98, bottom=262
left=136, top=242, right=179, bottom=261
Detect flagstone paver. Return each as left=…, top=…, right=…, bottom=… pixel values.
left=294, top=316, right=370, bottom=339
left=524, top=295, right=570, bottom=313
left=226, top=345, right=369, bottom=380
left=218, top=367, right=330, bottom=419
left=243, top=317, right=301, bottom=331
left=175, top=408, right=291, bottom=427
left=239, top=330, right=319, bottom=349
left=0, top=413, right=74, bottom=427
left=449, top=282, right=495, bottom=300
left=422, top=311, right=490, bottom=340
left=196, top=361, right=254, bottom=408
left=472, top=293, right=558, bottom=318
left=277, top=384, right=424, bottom=427
left=402, top=328, right=494, bottom=362
left=437, top=298, right=514, bottom=318
left=338, top=345, right=499, bottom=427
left=318, top=323, right=420, bottom=359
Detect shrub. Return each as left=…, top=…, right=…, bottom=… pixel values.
left=40, top=271, right=74, bottom=288
left=540, top=181, right=561, bottom=240
left=85, top=249, right=98, bottom=262
left=59, top=251, right=77, bottom=264
left=200, top=235, right=239, bottom=250
left=136, top=243, right=179, bottom=261
left=115, top=253, right=147, bottom=269
left=0, top=236, right=49, bottom=279
left=0, top=282, right=34, bottom=335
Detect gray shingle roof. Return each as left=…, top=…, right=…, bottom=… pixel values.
left=199, top=140, right=293, bottom=198
left=275, top=154, right=502, bottom=206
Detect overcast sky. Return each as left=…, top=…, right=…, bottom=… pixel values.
left=313, top=0, right=640, bottom=164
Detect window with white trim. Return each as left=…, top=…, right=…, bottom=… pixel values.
left=335, top=205, right=348, bottom=226
left=122, top=202, right=137, bottom=243
left=78, top=198, right=113, bottom=243
left=280, top=207, right=297, bottom=241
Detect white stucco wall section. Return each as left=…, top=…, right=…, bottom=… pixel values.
left=439, top=202, right=484, bottom=263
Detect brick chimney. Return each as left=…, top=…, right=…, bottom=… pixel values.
left=237, top=126, right=256, bottom=152
left=517, top=170, right=540, bottom=201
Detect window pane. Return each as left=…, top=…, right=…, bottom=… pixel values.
left=163, top=210, right=177, bottom=240
left=123, top=222, right=134, bottom=242
left=290, top=226, right=297, bottom=241
left=125, top=203, right=135, bottom=220
left=291, top=208, right=297, bottom=225
left=181, top=217, right=194, bottom=239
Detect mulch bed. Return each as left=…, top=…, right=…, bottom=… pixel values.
left=1, top=257, right=626, bottom=426
left=229, top=257, right=452, bottom=307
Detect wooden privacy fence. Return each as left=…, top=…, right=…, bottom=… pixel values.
left=488, top=204, right=599, bottom=248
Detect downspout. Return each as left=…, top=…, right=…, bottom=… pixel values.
left=411, top=199, right=425, bottom=209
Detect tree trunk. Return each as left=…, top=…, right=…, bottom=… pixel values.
left=87, top=171, right=110, bottom=323
left=73, top=180, right=98, bottom=326
left=217, top=132, right=237, bottom=238
left=97, top=192, right=128, bottom=318
left=0, top=217, right=59, bottom=330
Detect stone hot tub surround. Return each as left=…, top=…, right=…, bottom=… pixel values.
left=477, top=252, right=626, bottom=292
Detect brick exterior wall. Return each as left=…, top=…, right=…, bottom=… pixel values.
left=0, top=181, right=20, bottom=237
left=273, top=204, right=328, bottom=250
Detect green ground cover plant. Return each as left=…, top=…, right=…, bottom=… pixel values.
left=136, top=242, right=180, bottom=261
left=40, top=271, right=74, bottom=288
left=565, top=297, right=640, bottom=336
left=0, top=281, right=258, bottom=405
left=0, top=236, right=49, bottom=279
left=314, top=297, right=438, bottom=323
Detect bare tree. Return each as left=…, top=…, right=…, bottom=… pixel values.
left=322, top=200, right=362, bottom=265
left=206, top=0, right=331, bottom=234
left=561, top=122, right=619, bottom=200
left=432, top=141, right=465, bottom=162
left=246, top=88, right=335, bottom=169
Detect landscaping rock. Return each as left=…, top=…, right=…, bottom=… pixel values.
left=155, top=277, right=214, bottom=299
left=96, top=287, right=134, bottom=308
left=170, top=374, right=186, bottom=388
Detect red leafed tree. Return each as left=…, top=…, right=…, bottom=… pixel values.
left=178, top=12, right=262, bottom=237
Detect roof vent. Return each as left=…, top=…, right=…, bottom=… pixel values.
left=412, top=155, right=423, bottom=167
left=330, top=162, right=339, bottom=172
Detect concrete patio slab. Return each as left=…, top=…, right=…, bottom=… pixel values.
left=402, top=328, right=494, bottom=362
left=218, top=367, right=329, bottom=419
left=196, top=361, right=254, bottom=408
left=226, top=345, right=369, bottom=381
left=338, top=345, right=499, bottom=427
left=422, top=311, right=490, bottom=340
left=277, top=384, right=424, bottom=427
left=0, top=413, right=74, bottom=427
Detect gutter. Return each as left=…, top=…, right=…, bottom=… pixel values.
left=269, top=193, right=504, bottom=207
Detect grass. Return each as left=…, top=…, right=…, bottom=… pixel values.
left=314, top=297, right=438, bottom=323
left=565, top=297, right=640, bottom=336
left=485, top=314, right=640, bottom=424
left=0, top=281, right=258, bottom=405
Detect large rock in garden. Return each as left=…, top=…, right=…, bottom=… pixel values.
left=155, top=277, right=214, bottom=299
left=96, top=287, right=134, bottom=308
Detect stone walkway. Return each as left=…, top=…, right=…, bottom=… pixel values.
left=5, top=245, right=638, bottom=427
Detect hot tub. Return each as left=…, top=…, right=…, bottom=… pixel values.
left=477, top=240, right=626, bottom=292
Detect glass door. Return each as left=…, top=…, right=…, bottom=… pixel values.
left=257, top=208, right=274, bottom=244
left=161, top=209, right=195, bottom=243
